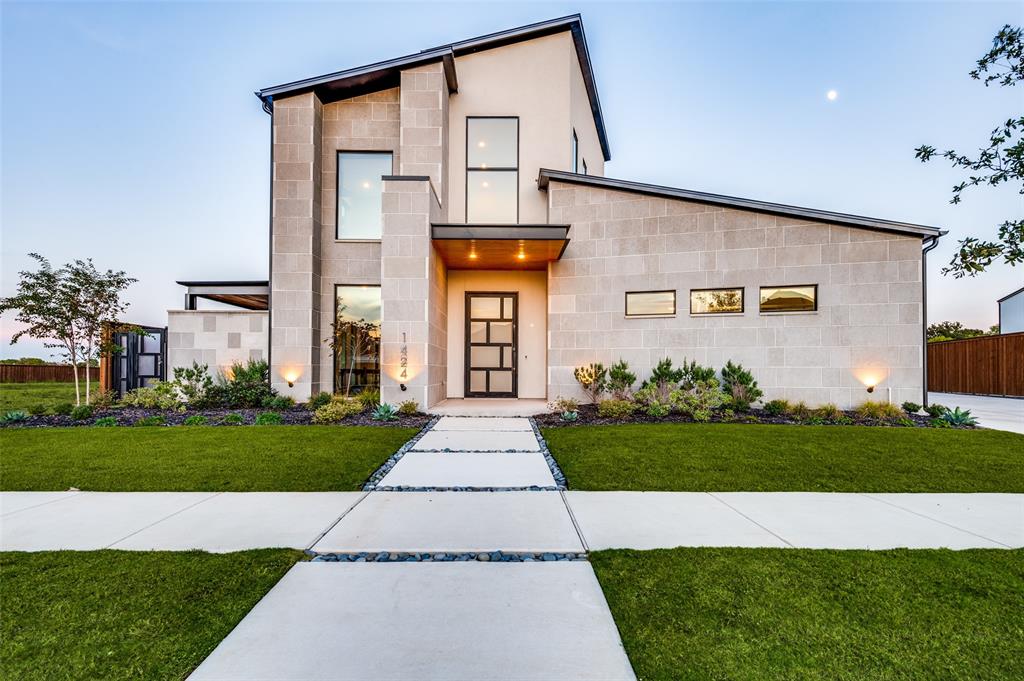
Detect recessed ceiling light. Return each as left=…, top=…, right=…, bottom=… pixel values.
left=468, top=252, right=478, bottom=259
left=516, top=252, right=525, bottom=260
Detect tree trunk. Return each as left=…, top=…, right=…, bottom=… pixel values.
left=70, top=347, right=81, bottom=406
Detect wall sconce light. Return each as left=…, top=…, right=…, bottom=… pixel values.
left=287, top=380, right=294, bottom=388
left=282, top=369, right=300, bottom=389
left=400, top=383, right=407, bottom=392
left=865, top=385, right=874, bottom=394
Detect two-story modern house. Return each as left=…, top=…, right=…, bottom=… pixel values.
left=166, top=14, right=944, bottom=410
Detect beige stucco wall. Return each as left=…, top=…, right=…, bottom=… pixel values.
left=446, top=270, right=547, bottom=399
left=569, top=51, right=604, bottom=177
left=167, top=311, right=269, bottom=380
left=546, top=182, right=924, bottom=409
left=448, top=32, right=577, bottom=224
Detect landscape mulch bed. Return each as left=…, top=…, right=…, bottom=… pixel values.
left=4, top=407, right=430, bottom=429
left=533, top=404, right=949, bottom=429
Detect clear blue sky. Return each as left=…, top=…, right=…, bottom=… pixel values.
left=2, top=1, right=1021, bottom=359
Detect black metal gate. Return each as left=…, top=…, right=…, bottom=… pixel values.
left=111, top=326, right=167, bottom=397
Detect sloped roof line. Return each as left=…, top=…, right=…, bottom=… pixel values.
left=537, top=169, right=944, bottom=238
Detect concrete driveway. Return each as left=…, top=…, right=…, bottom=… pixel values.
left=929, top=392, right=1024, bottom=434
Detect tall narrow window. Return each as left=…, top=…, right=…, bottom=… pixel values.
left=467, top=117, right=518, bottom=223
left=337, top=152, right=392, bottom=239
left=571, top=129, right=579, bottom=173
left=332, top=285, right=381, bottom=395
left=582, top=158, right=588, bottom=175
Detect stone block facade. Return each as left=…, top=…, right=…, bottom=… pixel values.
left=271, top=93, right=323, bottom=397
left=379, top=178, right=447, bottom=408
left=546, top=182, right=925, bottom=408
left=168, top=311, right=269, bottom=379
left=400, top=64, right=449, bottom=212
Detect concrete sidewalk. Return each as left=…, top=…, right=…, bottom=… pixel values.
left=3, top=490, right=1020, bottom=552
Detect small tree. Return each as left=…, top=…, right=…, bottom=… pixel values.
left=915, top=24, right=1023, bottom=277
left=0, top=254, right=136, bottom=405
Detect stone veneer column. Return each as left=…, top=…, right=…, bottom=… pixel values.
left=399, top=63, right=449, bottom=217
left=379, top=178, right=444, bottom=409
left=270, top=93, right=323, bottom=400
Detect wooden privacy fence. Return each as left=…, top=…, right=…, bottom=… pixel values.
left=0, top=365, right=101, bottom=384
left=927, top=332, right=1024, bottom=397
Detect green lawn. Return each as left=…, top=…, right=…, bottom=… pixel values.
left=0, top=549, right=302, bottom=680
left=591, top=547, right=1024, bottom=680
left=542, top=423, right=1024, bottom=492
left=0, top=381, right=80, bottom=412
left=0, top=426, right=416, bottom=491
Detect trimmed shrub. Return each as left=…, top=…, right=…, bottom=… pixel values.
left=1, top=410, right=29, bottom=425
left=133, top=415, right=166, bottom=427
left=679, top=359, right=717, bottom=388
left=645, top=402, right=671, bottom=418
left=930, top=417, right=952, bottom=428
left=255, top=411, right=283, bottom=426
left=27, top=403, right=47, bottom=416
left=901, top=401, right=922, bottom=415
left=90, top=389, right=117, bottom=409
left=720, top=360, right=763, bottom=411
left=307, top=392, right=333, bottom=410
left=925, top=403, right=949, bottom=418
left=833, top=415, right=855, bottom=426
left=206, top=360, right=275, bottom=408
left=183, top=415, right=208, bottom=426
left=607, top=360, right=636, bottom=400
left=92, top=416, right=118, bottom=427
left=70, top=404, right=95, bottom=421
left=262, top=395, right=295, bottom=410
left=220, top=412, right=245, bottom=425
left=312, top=399, right=362, bottom=424
left=398, top=400, right=420, bottom=416
left=53, top=402, right=74, bottom=416
left=762, top=399, right=789, bottom=416
left=574, top=363, right=607, bottom=403
left=597, top=399, right=638, bottom=419
left=122, top=382, right=180, bottom=410
left=372, top=403, right=398, bottom=422
left=172, top=362, right=214, bottom=407
left=671, top=379, right=725, bottom=422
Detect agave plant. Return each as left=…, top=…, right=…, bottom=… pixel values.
left=0, top=410, right=29, bottom=425
left=560, top=410, right=579, bottom=423
left=372, top=403, right=398, bottom=422
left=941, top=407, right=978, bottom=427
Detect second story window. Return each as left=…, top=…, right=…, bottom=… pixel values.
left=572, top=129, right=579, bottom=173
left=337, top=151, right=392, bottom=239
left=467, top=117, right=518, bottom=223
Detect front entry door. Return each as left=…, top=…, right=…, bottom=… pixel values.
left=465, top=292, right=517, bottom=397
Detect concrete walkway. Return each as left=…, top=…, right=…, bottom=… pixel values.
left=929, top=392, right=1024, bottom=434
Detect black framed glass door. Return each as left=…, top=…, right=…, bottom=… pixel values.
left=465, top=292, right=517, bottom=397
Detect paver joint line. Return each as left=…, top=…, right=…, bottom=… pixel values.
left=304, top=491, right=371, bottom=551
left=859, top=493, right=1014, bottom=548
left=560, top=490, right=590, bottom=552
left=105, top=492, right=223, bottom=549
left=706, top=492, right=797, bottom=548
left=0, top=491, right=83, bottom=517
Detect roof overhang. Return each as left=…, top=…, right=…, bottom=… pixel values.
left=176, top=281, right=270, bottom=311
left=431, top=224, right=570, bottom=270
left=538, top=169, right=944, bottom=239
left=255, top=15, right=610, bottom=161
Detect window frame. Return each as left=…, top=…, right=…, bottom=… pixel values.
left=571, top=128, right=579, bottom=173
left=332, top=283, right=382, bottom=395
left=758, top=284, right=819, bottom=314
left=465, top=116, right=519, bottom=223
left=689, top=287, right=745, bottom=315
left=582, top=157, right=588, bottom=176
left=624, top=290, right=677, bottom=318
left=335, top=150, right=394, bottom=241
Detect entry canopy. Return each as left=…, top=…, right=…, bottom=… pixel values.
left=431, top=224, right=570, bottom=270
left=177, top=281, right=270, bottom=311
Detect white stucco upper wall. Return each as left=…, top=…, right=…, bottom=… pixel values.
left=569, top=48, right=604, bottom=178
left=448, top=32, right=593, bottom=224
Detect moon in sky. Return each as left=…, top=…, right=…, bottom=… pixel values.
left=826, top=89, right=838, bottom=101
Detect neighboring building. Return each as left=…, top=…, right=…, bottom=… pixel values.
left=167, top=14, right=944, bottom=409
left=998, top=286, right=1024, bottom=334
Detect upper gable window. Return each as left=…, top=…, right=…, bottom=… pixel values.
left=572, top=129, right=579, bottom=173
left=467, top=117, right=518, bottom=223
left=337, top=151, right=392, bottom=239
